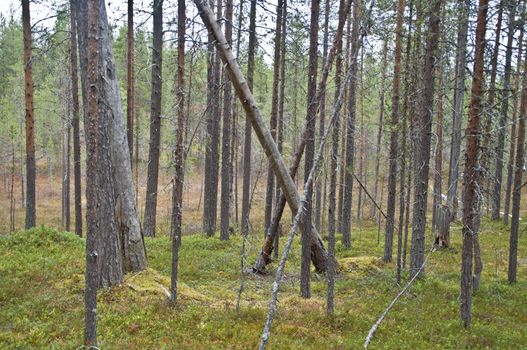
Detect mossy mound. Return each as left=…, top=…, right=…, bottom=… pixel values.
left=338, top=256, right=384, bottom=275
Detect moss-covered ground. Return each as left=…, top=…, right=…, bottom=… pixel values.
left=1, top=219, right=526, bottom=349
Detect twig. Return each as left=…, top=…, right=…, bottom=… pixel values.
left=363, top=245, right=435, bottom=348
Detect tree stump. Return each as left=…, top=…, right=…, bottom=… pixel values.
left=435, top=205, right=450, bottom=248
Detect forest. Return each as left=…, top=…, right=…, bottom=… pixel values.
left=0, top=0, right=526, bottom=348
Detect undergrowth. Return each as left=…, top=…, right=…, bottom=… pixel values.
left=0, top=220, right=526, bottom=349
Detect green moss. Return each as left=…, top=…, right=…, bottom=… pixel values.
left=0, top=219, right=526, bottom=349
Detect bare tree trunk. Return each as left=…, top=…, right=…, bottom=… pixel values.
left=170, top=0, right=185, bottom=304
left=432, top=73, right=444, bottom=233
left=384, top=0, right=404, bottom=263
left=481, top=0, right=503, bottom=218
left=22, top=0, right=36, bottom=229
left=241, top=0, right=256, bottom=236
left=460, top=0, right=488, bottom=327
left=70, top=0, right=82, bottom=237
left=127, top=0, right=134, bottom=163
left=342, top=0, right=361, bottom=248
left=220, top=0, right=234, bottom=241
left=371, top=39, right=388, bottom=220
left=504, top=7, right=525, bottom=225
left=315, top=0, right=331, bottom=231
left=447, top=0, right=470, bottom=222
left=409, top=0, right=441, bottom=278
left=77, top=0, right=147, bottom=272
left=491, top=0, right=517, bottom=220
left=508, top=39, right=527, bottom=284
left=300, top=0, right=321, bottom=299
left=143, top=0, right=163, bottom=237
left=328, top=0, right=346, bottom=314
left=264, top=0, right=284, bottom=236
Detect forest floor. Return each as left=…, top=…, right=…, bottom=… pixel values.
left=1, top=218, right=526, bottom=349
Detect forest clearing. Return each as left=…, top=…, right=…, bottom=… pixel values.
left=1, top=0, right=527, bottom=348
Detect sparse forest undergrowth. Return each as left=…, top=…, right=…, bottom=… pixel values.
left=1, top=220, right=525, bottom=349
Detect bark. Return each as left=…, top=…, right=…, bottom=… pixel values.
left=127, top=0, right=134, bottom=163
left=315, top=0, right=331, bottom=231
left=328, top=0, right=346, bottom=315
left=461, top=0, right=488, bottom=327
left=409, top=0, right=441, bottom=278
left=194, top=0, right=331, bottom=272
left=491, top=0, right=517, bottom=220
left=241, top=0, right=256, bottom=236
left=70, top=0, right=82, bottom=237
left=84, top=0, right=124, bottom=290
left=77, top=0, right=147, bottom=272
left=384, top=0, right=404, bottom=263
left=431, top=75, right=444, bottom=232
left=508, top=38, right=527, bottom=284
left=372, top=39, right=388, bottom=219
left=342, top=0, right=361, bottom=248
left=504, top=7, right=525, bottom=225
left=300, top=0, right=321, bottom=299
left=447, top=0, right=470, bottom=221
left=22, top=0, right=36, bottom=229
left=143, top=0, right=163, bottom=237
left=264, top=0, right=284, bottom=235
left=220, top=0, right=234, bottom=241
left=171, top=0, right=185, bottom=304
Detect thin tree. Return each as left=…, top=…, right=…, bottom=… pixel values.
left=460, top=0, right=488, bottom=328
left=69, top=0, right=82, bottom=237
left=447, top=0, right=470, bottom=221
left=143, top=0, right=163, bottom=237
left=508, top=37, right=527, bottom=284
left=384, top=0, right=404, bottom=263
left=241, top=0, right=256, bottom=236
left=220, top=0, right=234, bottom=241
left=504, top=3, right=525, bottom=224
left=491, top=0, right=517, bottom=220
left=328, top=0, right=346, bottom=315
left=264, top=0, right=284, bottom=235
left=372, top=39, right=388, bottom=220
left=127, top=0, right=134, bottom=162
left=300, top=0, right=321, bottom=299
left=203, top=0, right=223, bottom=237
left=409, top=0, right=441, bottom=278
left=22, top=0, right=36, bottom=229
left=342, top=0, right=361, bottom=248
left=171, top=0, right=186, bottom=303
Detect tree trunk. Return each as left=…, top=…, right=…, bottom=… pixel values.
left=127, top=0, right=134, bottom=163
left=241, top=0, right=256, bottom=236
left=300, top=0, right=321, bottom=299
left=384, top=0, right=404, bottom=263
left=22, top=0, right=36, bottom=229
left=328, top=0, right=346, bottom=314
left=77, top=0, right=147, bottom=272
left=372, top=39, right=388, bottom=220
left=504, top=7, right=525, bottom=225
left=342, top=0, right=361, bottom=248
left=409, top=0, right=441, bottom=278
left=264, top=0, right=284, bottom=235
left=508, top=39, right=527, bottom=284
left=481, top=0, right=503, bottom=218
left=460, top=0, right=488, bottom=327
left=315, top=0, right=331, bottom=231
left=431, top=73, right=444, bottom=233
left=447, top=0, right=470, bottom=222
left=220, top=0, right=234, bottom=241
left=143, top=0, right=163, bottom=237
left=171, top=0, right=186, bottom=304
left=491, top=0, right=517, bottom=220
left=70, top=0, right=82, bottom=237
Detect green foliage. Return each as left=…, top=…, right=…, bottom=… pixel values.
left=1, top=219, right=526, bottom=349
